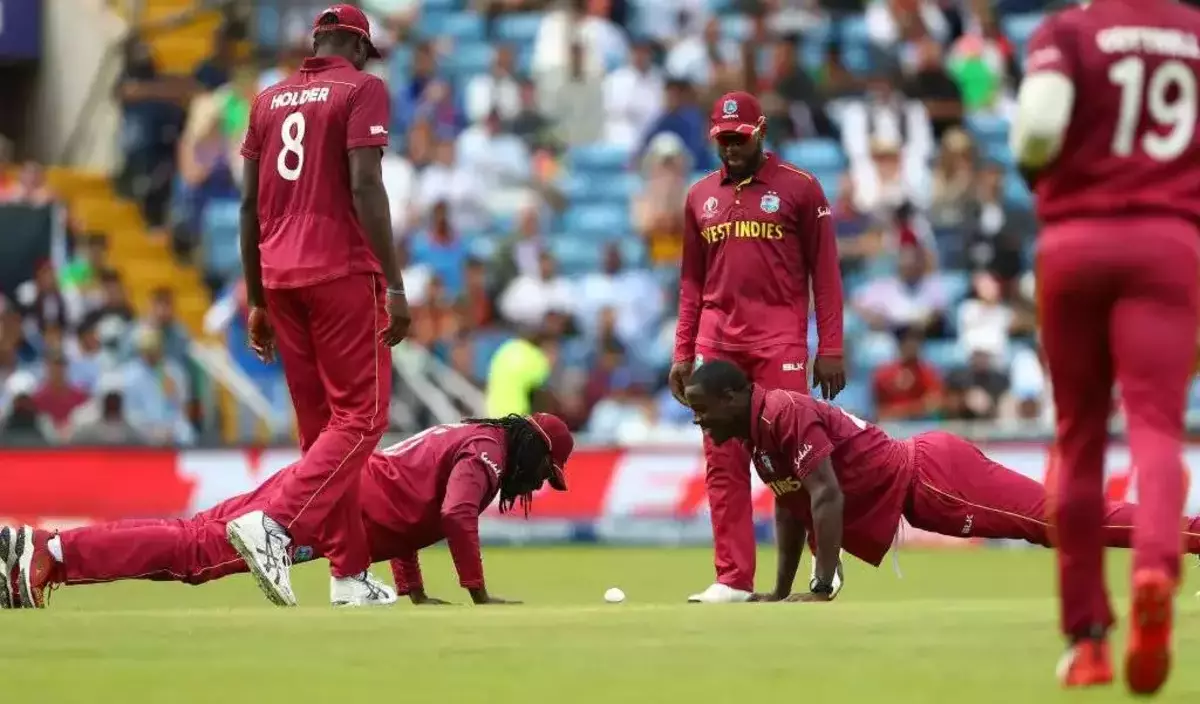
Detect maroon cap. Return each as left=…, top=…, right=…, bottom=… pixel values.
left=709, top=91, right=766, bottom=138
left=313, top=4, right=381, bottom=59
left=529, top=412, right=572, bottom=491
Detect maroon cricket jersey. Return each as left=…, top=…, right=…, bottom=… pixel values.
left=674, top=154, right=844, bottom=364
left=361, top=423, right=504, bottom=589
left=746, top=385, right=913, bottom=566
left=1025, top=0, right=1200, bottom=226
left=240, top=56, right=390, bottom=289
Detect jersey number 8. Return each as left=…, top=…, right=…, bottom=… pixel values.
left=1109, top=57, right=1197, bottom=162
left=277, top=112, right=306, bottom=181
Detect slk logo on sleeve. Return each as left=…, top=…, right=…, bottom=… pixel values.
left=760, top=192, right=780, bottom=214
left=816, top=206, right=831, bottom=219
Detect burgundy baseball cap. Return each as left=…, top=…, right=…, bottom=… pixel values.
left=709, top=90, right=766, bottom=138
left=529, top=412, right=572, bottom=491
left=313, top=4, right=381, bottom=59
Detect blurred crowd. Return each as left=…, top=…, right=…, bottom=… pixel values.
left=2, top=0, right=1075, bottom=446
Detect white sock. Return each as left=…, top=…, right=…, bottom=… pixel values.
left=47, top=535, right=63, bottom=562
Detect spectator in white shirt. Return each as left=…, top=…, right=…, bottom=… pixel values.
left=382, top=149, right=417, bottom=235
left=602, top=39, right=665, bottom=149
left=840, top=70, right=935, bottom=185
left=665, top=16, right=732, bottom=87
left=852, top=246, right=950, bottom=336
left=499, top=251, right=576, bottom=329
left=546, top=43, right=606, bottom=146
left=532, top=0, right=612, bottom=95
left=456, top=110, right=535, bottom=221
left=574, top=243, right=665, bottom=351
left=957, top=271, right=1015, bottom=362
left=865, top=0, right=950, bottom=49
left=417, top=139, right=492, bottom=232
left=465, top=44, right=523, bottom=124
left=851, top=135, right=932, bottom=221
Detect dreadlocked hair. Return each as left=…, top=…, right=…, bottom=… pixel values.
left=464, top=414, right=553, bottom=517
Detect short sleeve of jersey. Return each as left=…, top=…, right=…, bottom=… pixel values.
left=772, top=397, right=835, bottom=481
left=346, top=77, right=392, bottom=151
left=240, top=96, right=264, bottom=161
left=1023, top=14, right=1075, bottom=80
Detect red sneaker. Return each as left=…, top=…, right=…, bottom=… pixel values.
left=13, top=526, right=61, bottom=609
left=1125, top=569, right=1174, bottom=696
left=1057, top=639, right=1113, bottom=688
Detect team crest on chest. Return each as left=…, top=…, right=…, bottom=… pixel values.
left=760, top=192, right=780, bottom=214
left=702, top=196, right=719, bottom=219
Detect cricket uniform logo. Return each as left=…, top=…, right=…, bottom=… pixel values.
left=723, top=99, right=738, bottom=116
left=292, top=546, right=314, bottom=563
left=694, top=354, right=705, bottom=369
left=760, top=192, right=781, bottom=214
left=702, top=197, right=719, bottom=220
left=480, top=452, right=501, bottom=479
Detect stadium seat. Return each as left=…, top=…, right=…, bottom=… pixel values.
left=720, top=15, right=751, bottom=41
left=420, top=12, right=485, bottom=41
left=922, top=339, right=965, bottom=370
left=1004, top=173, right=1034, bottom=210
left=201, top=199, right=242, bottom=279
left=567, top=143, right=633, bottom=172
left=422, top=0, right=461, bottom=10
left=443, top=42, right=494, bottom=75
left=495, top=13, right=543, bottom=42
left=548, top=236, right=601, bottom=274
left=782, top=139, right=846, bottom=171
left=562, top=205, right=632, bottom=238
left=940, top=270, right=972, bottom=304
left=852, top=334, right=898, bottom=372
left=1002, top=13, right=1045, bottom=52
left=471, top=330, right=514, bottom=380
left=255, top=6, right=282, bottom=50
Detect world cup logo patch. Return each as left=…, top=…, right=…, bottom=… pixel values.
left=760, top=193, right=780, bottom=214
left=722, top=99, right=738, bottom=116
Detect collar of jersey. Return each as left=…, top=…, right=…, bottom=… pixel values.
left=300, top=55, right=355, bottom=73
left=721, top=152, right=774, bottom=186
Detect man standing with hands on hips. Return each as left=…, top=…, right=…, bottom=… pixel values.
left=230, top=4, right=410, bottom=607
left=671, top=91, right=846, bottom=604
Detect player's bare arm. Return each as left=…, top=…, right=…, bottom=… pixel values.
left=348, top=146, right=410, bottom=346
left=795, top=457, right=843, bottom=602
left=752, top=500, right=807, bottom=602
left=238, top=157, right=274, bottom=363
left=804, top=176, right=846, bottom=400
left=669, top=191, right=706, bottom=404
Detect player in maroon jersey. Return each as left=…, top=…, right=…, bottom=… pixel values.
left=231, top=4, right=410, bottom=607
left=670, top=91, right=846, bottom=604
left=0, top=414, right=572, bottom=609
left=1011, top=1, right=1200, bottom=692
left=682, top=361, right=1200, bottom=603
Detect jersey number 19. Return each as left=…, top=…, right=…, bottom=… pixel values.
left=1108, top=57, right=1196, bottom=161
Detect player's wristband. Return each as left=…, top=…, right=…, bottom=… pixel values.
left=809, top=576, right=834, bottom=595
left=386, top=286, right=406, bottom=297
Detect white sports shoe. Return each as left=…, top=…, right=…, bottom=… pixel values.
left=330, top=571, right=398, bottom=607
left=0, top=525, right=14, bottom=609
left=226, top=511, right=297, bottom=607
left=687, top=583, right=753, bottom=604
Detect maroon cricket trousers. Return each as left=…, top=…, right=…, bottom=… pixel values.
left=1037, top=216, right=1200, bottom=637
left=696, top=342, right=810, bottom=592
left=261, top=272, right=391, bottom=578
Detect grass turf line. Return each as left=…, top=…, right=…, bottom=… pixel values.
left=0, top=547, right=1197, bottom=703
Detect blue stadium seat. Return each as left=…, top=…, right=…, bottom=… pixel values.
left=443, top=43, right=494, bottom=75
left=422, top=0, right=461, bottom=10
left=983, top=142, right=1014, bottom=168
left=834, top=381, right=874, bottom=420
left=567, top=143, right=632, bottom=172
left=851, top=334, right=898, bottom=372
left=720, top=15, right=751, bottom=41
left=420, top=12, right=485, bottom=41
left=471, top=330, right=514, bottom=380
left=562, top=205, right=632, bottom=239
left=201, top=199, right=242, bottom=279
left=560, top=173, right=640, bottom=202
left=966, top=114, right=1010, bottom=143
left=940, top=270, right=972, bottom=304
left=782, top=139, right=846, bottom=171
left=548, top=236, right=602, bottom=274
left=256, top=6, right=282, bottom=50
left=1002, top=13, right=1045, bottom=50
left=1004, top=172, right=1034, bottom=210
left=922, top=339, right=965, bottom=370
left=494, top=13, right=543, bottom=42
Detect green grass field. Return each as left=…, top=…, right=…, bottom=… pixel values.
left=1, top=546, right=1198, bottom=702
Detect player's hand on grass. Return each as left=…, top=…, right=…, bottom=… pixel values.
left=812, top=356, right=846, bottom=400
left=784, top=591, right=833, bottom=603
left=469, top=588, right=521, bottom=605
left=409, top=589, right=453, bottom=605
left=668, top=361, right=693, bottom=405
left=381, top=289, right=412, bottom=347
left=247, top=306, right=276, bottom=363
left=748, top=592, right=785, bottom=602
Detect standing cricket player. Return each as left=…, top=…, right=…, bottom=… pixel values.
left=670, top=91, right=846, bottom=603
left=682, top=361, right=1200, bottom=604
left=1, top=414, right=572, bottom=609
left=232, top=4, right=410, bottom=607
left=1011, top=1, right=1200, bottom=693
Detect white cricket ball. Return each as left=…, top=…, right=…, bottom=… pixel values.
left=604, top=587, right=626, bottom=603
